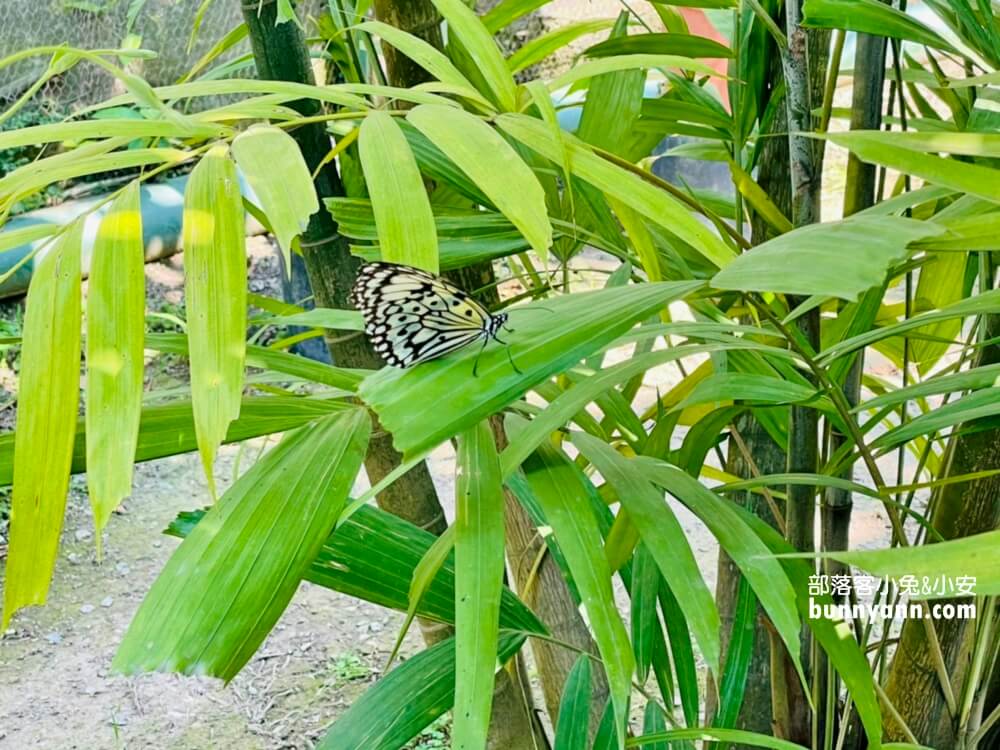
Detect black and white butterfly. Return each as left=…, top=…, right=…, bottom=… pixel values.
left=350, top=261, right=520, bottom=375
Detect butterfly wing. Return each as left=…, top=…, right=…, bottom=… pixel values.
left=350, top=262, right=494, bottom=368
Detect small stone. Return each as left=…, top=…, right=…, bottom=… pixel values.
left=368, top=622, right=383, bottom=633
left=67, top=553, right=82, bottom=565
left=100, top=596, right=113, bottom=608
left=152, top=540, right=162, bottom=548
left=80, top=604, right=95, bottom=614
left=74, top=528, right=92, bottom=542
left=45, top=632, right=63, bottom=645
left=115, top=563, right=130, bottom=575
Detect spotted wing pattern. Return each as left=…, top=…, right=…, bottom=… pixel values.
left=350, top=262, right=495, bottom=368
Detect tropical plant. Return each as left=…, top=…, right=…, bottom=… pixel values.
left=0, top=0, right=998, bottom=748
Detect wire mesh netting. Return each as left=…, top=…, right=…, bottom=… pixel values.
left=1, top=0, right=260, bottom=116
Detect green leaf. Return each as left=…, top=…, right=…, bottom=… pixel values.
left=507, top=20, right=616, bottom=74
left=548, top=54, right=722, bottom=91
left=586, top=33, right=733, bottom=58
left=820, top=131, right=1000, bottom=204
left=872, top=389, right=1000, bottom=452
left=628, top=728, right=809, bottom=748
left=797, top=530, right=1000, bottom=598
left=358, top=21, right=485, bottom=105
left=497, top=113, right=735, bottom=268
left=712, top=216, right=943, bottom=300
left=630, top=543, right=662, bottom=682
left=0, top=118, right=224, bottom=150
left=319, top=632, right=526, bottom=749
left=453, top=421, right=507, bottom=749
left=802, top=0, right=956, bottom=51
left=1, top=222, right=82, bottom=628
left=113, top=409, right=371, bottom=679
left=675, top=373, right=818, bottom=410
left=0, top=224, right=57, bottom=255
left=86, top=182, right=145, bottom=548
left=231, top=126, right=319, bottom=271
left=553, top=654, right=593, bottom=750
left=358, top=111, right=439, bottom=274
left=714, top=576, right=755, bottom=728
left=717, top=505, right=883, bottom=748
left=855, top=363, right=1000, bottom=413
left=572, top=433, right=721, bottom=677
left=145, top=333, right=364, bottom=392
left=638, top=460, right=805, bottom=693
left=360, top=282, right=700, bottom=459
left=641, top=702, right=668, bottom=750
left=407, top=104, right=551, bottom=261
left=170, top=502, right=544, bottom=633
left=520, top=440, right=634, bottom=749
left=483, top=0, right=550, bottom=31
left=428, top=0, right=516, bottom=110
left=182, top=146, right=247, bottom=497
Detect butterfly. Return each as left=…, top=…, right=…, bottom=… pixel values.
left=349, top=261, right=520, bottom=375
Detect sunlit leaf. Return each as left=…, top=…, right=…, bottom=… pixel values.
left=231, top=125, right=319, bottom=271
left=358, top=111, right=439, bottom=274
left=2, top=222, right=83, bottom=628
left=182, top=146, right=247, bottom=495
left=113, top=409, right=371, bottom=679
left=86, top=182, right=145, bottom=548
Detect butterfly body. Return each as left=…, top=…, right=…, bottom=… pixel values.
left=350, top=262, right=515, bottom=374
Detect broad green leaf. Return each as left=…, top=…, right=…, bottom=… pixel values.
left=714, top=577, right=755, bottom=728
left=675, top=373, right=817, bottom=410
left=146, top=333, right=364, bottom=391
left=802, top=531, right=1000, bottom=597
left=483, top=0, right=550, bottom=31
left=872, top=389, right=1000, bottom=452
left=586, top=32, right=733, bottom=58
left=86, top=183, right=144, bottom=548
left=855, top=363, right=1000, bottom=413
left=497, top=113, right=735, bottom=268
left=1, top=223, right=82, bottom=628
left=521, top=441, right=633, bottom=749
left=728, top=160, right=793, bottom=234
left=255, top=307, right=364, bottom=330
left=0, top=224, right=57, bottom=255
left=716, top=504, right=883, bottom=748
left=407, top=105, right=551, bottom=261
left=909, top=250, right=966, bottom=373
left=648, top=0, right=736, bottom=7
left=0, top=118, right=224, bottom=150
left=553, top=654, right=593, bottom=750
left=453, top=421, right=507, bottom=749
left=818, top=288, right=1000, bottom=364
left=183, top=146, right=247, bottom=497
left=802, top=0, right=956, bottom=51
left=114, top=409, right=371, bottom=679
left=428, top=0, right=516, bottom=110
left=821, top=132, right=1000, bottom=204
left=360, top=282, right=700, bottom=459
left=548, top=55, right=722, bottom=91
left=357, top=21, right=486, bottom=106
left=170, top=502, right=544, bottom=633
left=629, top=728, right=809, bottom=748
left=0, top=397, right=350, bottom=487
left=507, top=20, right=616, bottom=74
left=318, top=632, right=526, bottom=749
left=572, top=433, right=721, bottom=677
left=638, top=460, right=805, bottom=692
left=358, top=111, right=439, bottom=274
left=231, top=126, right=318, bottom=271
left=630, top=543, right=663, bottom=682
left=712, top=216, right=943, bottom=300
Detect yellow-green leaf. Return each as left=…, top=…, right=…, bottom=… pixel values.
left=359, top=111, right=439, bottom=274
left=231, top=125, right=319, bottom=271
left=2, top=222, right=83, bottom=628
left=183, top=146, right=247, bottom=496
left=497, top=113, right=735, bottom=268
left=453, top=421, right=506, bottom=749
left=427, top=0, right=517, bottom=111
left=408, top=105, right=552, bottom=262
left=86, top=182, right=145, bottom=550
